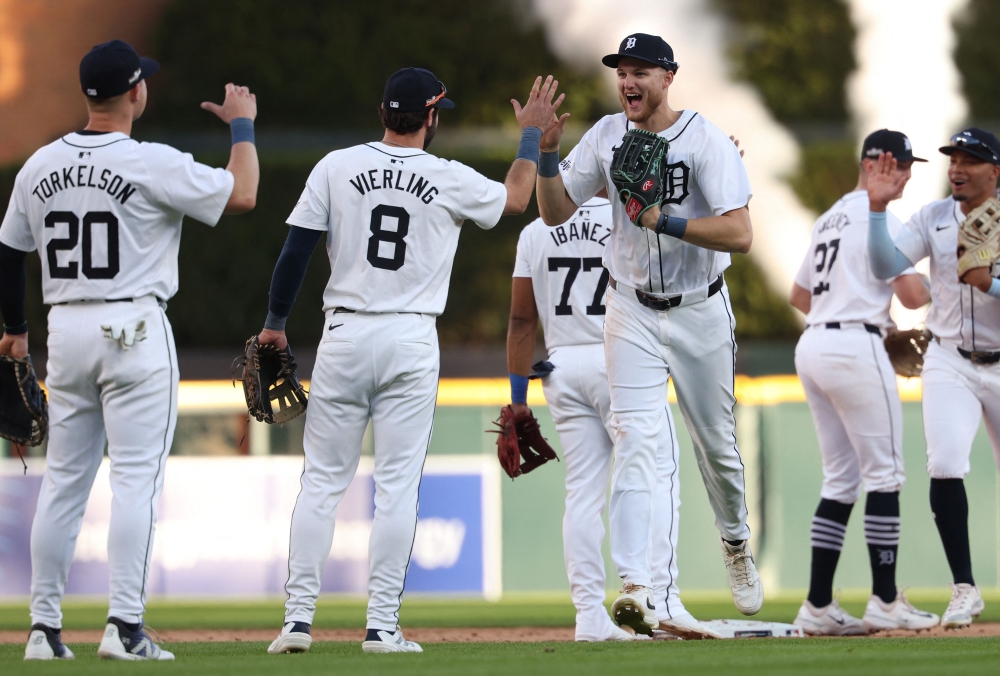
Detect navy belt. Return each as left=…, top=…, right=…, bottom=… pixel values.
left=957, top=347, right=1000, bottom=365
left=822, top=322, right=882, bottom=336
left=53, top=297, right=134, bottom=306
left=610, top=275, right=723, bottom=312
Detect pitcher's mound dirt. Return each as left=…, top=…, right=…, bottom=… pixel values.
left=2, top=623, right=998, bottom=644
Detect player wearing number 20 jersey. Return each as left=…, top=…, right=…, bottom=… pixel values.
left=791, top=129, right=936, bottom=635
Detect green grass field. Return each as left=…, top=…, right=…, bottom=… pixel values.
left=2, top=593, right=999, bottom=674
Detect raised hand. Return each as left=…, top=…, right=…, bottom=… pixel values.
left=201, top=83, right=257, bottom=123
left=511, top=75, right=566, bottom=132
left=541, top=112, right=571, bottom=152
left=868, top=152, right=905, bottom=212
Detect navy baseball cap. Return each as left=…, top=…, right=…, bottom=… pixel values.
left=80, top=39, right=159, bottom=98
left=861, top=129, right=927, bottom=163
left=602, top=34, right=678, bottom=71
left=940, top=127, right=1000, bottom=165
left=383, top=68, right=455, bottom=114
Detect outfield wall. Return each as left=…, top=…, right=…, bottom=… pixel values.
left=1, top=376, right=998, bottom=598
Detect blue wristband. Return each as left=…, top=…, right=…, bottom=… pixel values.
left=230, top=117, right=255, bottom=145
left=538, top=150, right=560, bottom=178
left=516, top=126, right=542, bottom=164
left=510, top=373, right=529, bottom=404
left=988, top=278, right=1000, bottom=299
left=264, top=310, right=287, bottom=331
left=655, top=213, right=688, bottom=239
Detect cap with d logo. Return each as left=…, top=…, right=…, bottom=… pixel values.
left=602, top=34, right=678, bottom=71
left=79, top=39, right=159, bottom=99
left=861, top=129, right=926, bottom=163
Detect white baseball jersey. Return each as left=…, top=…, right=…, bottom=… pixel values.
left=560, top=110, right=752, bottom=296
left=795, top=190, right=915, bottom=327
left=512, top=197, right=611, bottom=349
left=0, top=131, right=234, bottom=303
left=894, top=197, right=1000, bottom=351
left=287, top=142, right=507, bottom=315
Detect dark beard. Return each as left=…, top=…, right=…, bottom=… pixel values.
left=423, top=114, right=439, bottom=150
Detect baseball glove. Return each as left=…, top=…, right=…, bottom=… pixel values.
left=610, top=128, right=669, bottom=225
left=957, top=196, right=1000, bottom=279
left=233, top=336, right=307, bottom=424
left=490, top=405, right=559, bottom=479
left=0, top=354, right=48, bottom=447
left=883, top=327, right=932, bottom=378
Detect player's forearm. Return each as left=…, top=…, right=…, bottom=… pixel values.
left=789, top=283, right=811, bottom=314
left=502, top=158, right=538, bottom=215
left=536, top=176, right=577, bottom=226
left=0, top=243, right=28, bottom=335
left=224, top=140, right=259, bottom=215
left=264, top=227, right=323, bottom=331
left=868, top=211, right=912, bottom=279
left=642, top=206, right=752, bottom=253
left=506, top=316, right=537, bottom=377
left=892, top=274, right=930, bottom=309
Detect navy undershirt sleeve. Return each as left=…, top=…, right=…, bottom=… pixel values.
left=264, top=226, right=323, bottom=330
left=0, top=243, right=28, bottom=335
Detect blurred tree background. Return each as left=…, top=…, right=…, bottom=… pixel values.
left=4, top=0, right=895, bottom=356
left=954, top=0, right=1000, bottom=123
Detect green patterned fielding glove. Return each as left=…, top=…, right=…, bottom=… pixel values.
left=610, top=128, right=669, bottom=225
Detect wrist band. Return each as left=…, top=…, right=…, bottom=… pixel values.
left=509, top=373, right=529, bottom=404
left=515, top=126, right=542, bottom=164
left=230, top=117, right=255, bottom=145
left=655, top=213, right=688, bottom=239
left=538, top=150, right=560, bottom=178
left=2, top=320, right=27, bottom=336
left=264, top=310, right=287, bottom=332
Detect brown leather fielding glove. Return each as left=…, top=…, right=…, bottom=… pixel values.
left=491, top=405, right=559, bottom=479
left=0, top=354, right=47, bottom=447
left=883, top=327, right=932, bottom=378
left=233, top=336, right=308, bottom=424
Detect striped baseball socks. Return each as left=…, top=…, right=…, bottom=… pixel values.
left=865, top=491, right=900, bottom=604
left=807, top=499, right=853, bottom=608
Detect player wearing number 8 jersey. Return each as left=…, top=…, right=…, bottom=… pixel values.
left=0, top=40, right=259, bottom=660
left=790, top=130, right=935, bottom=635
left=259, top=68, right=565, bottom=655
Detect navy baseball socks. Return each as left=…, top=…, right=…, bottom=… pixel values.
left=806, top=498, right=853, bottom=609
left=864, top=491, right=900, bottom=605
left=930, top=478, right=975, bottom=586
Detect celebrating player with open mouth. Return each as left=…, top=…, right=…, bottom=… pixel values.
left=868, top=127, right=1000, bottom=629
left=0, top=40, right=259, bottom=660
left=258, top=67, right=563, bottom=655
left=535, top=33, right=762, bottom=636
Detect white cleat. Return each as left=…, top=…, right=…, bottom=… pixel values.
left=721, top=539, right=764, bottom=616
left=24, top=624, right=75, bottom=660
left=97, top=618, right=174, bottom=661
left=863, top=591, right=939, bottom=632
left=268, top=621, right=313, bottom=654
left=576, top=616, right=636, bottom=642
left=656, top=612, right=721, bottom=640
left=941, top=583, right=985, bottom=629
left=611, top=583, right=658, bottom=636
left=794, top=599, right=867, bottom=636
left=362, top=627, right=423, bottom=653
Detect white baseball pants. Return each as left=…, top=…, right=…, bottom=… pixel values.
left=922, top=339, right=1000, bottom=478
left=283, top=311, right=438, bottom=631
left=794, top=326, right=905, bottom=502
left=541, top=343, right=686, bottom=635
left=604, top=281, right=749, bottom=587
left=30, top=297, right=177, bottom=628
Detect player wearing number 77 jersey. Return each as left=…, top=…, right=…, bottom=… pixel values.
left=0, top=40, right=259, bottom=660
left=258, top=68, right=565, bottom=655
left=789, top=130, right=935, bottom=635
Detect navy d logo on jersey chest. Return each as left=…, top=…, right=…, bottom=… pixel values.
left=660, top=161, right=690, bottom=205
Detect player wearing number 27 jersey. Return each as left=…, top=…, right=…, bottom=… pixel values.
left=261, top=68, right=565, bottom=655
left=791, top=130, right=936, bottom=635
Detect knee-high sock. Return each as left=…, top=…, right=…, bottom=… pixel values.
left=929, top=478, right=974, bottom=585
left=865, top=491, right=899, bottom=604
left=807, top=499, right=854, bottom=609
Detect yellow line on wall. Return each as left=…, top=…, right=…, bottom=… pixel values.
left=175, top=374, right=924, bottom=412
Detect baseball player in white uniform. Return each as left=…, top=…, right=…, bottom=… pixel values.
left=0, top=40, right=259, bottom=660
left=508, top=193, right=719, bottom=641
left=260, top=68, right=563, bottom=655
left=790, top=130, right=937, bottom=635
left=868, top=127, right=1000, bottom=628
left=535, top=33, right=763, bottom=635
